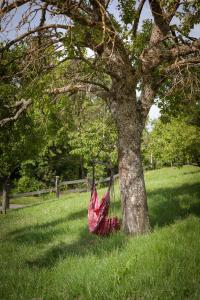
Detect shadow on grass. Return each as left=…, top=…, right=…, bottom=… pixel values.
left=183, top=168, right=200, bottom=175
left=148, top=182, right=200, bottom=228
left=67, top=208, right=88, bottom=221
left=8, top=216, right=71, bottom=244
left=26, top=227, right=126, bottom=268
left=8, top=181, right=200, bottom=268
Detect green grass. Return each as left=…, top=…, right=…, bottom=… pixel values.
left=0, top=165, right=200, bottom=300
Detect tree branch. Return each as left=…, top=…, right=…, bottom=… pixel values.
left=0, top=99, right=32, bottom=127
left=139, top=74, right=156, bottom=121
left=0, top=24, right=72, bottom=52
left=79, top=79, right=110, bottom=92
left=140, top=37, right=200, bottom=73
left=39, top=3, right=48, bottom=27
left=149, top=0, right=169, bottom=38
left=44, top=0, right=98, bottom=27
left=164, top=57, right=200, bottom=74
left=166, top=0, right=180, bottom=23
left=0, top=0, right=29, bottom=15
left=169, top=39, right=200, bottom=60
left=48, top=82, right=109, bottom=100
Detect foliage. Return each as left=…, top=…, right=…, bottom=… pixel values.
left=157, top=69, right=200, bottom=128
left=0, top=47, right=46, bottom=187
left=15, top=175, right=45, bottom=193
left=148, top=118, right=200, bottom=167
left=69, top=98, right=118, bottom=177
left=131, top=20, right=153, bottom=57
left=118, top=0, right=136, bottom=26
left=0, top=115, right=42, bottom=179
left=141, top=125, right=153, bottom=169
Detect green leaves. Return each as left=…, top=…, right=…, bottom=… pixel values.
left=0, top=48, right=41, bottom=182
left=118, top=0, right=136, bottom=26
left=180, top=1, right=200, bottom=35
left=148, top=118, right=200, bottom=167
left=69, top=98, right=117, bottom=177
left=131, top=20, right=152, bottom=57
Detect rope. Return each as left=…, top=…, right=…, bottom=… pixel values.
left=109, top=170, right=116, bottom=216
left=91, top=162, right=95, bottom=196
left=90, top=160, right=116, bottom=216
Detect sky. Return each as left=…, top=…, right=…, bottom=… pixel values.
left=149, top=104, right=160, bottom=120
left=1, top=0, right=199, bottom=120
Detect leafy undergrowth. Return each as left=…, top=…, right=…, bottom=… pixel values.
left=0, top=165, right=200, bottom=300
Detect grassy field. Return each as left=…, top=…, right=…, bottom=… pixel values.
left=0, top=165, right=200, bottom=300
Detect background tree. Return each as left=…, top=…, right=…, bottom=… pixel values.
left=157, top=67, right=200, bottom=127
left=148, top=118, right=200, bottom=168
left=11, top=62, right=86, bottom=191
left=1, top=0, right=200, bottom=234
left=69, top=97, right=118, bottom=177
left=0, top=46, right=45, bottom=211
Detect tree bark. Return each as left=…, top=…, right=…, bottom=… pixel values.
left=110, top=85, right=150, bottom=235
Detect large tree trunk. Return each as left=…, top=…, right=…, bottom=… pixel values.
left=118, top=126, right=149, bottom=234
left=110, top=86, right=150, bottom=235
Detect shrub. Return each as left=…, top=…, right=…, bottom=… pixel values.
left=16, top=176, right=45, bottom=193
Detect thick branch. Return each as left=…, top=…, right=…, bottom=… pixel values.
left=169, top=39, right=200, bottom=60
left=139, top=75, right=156, bottom=121
left=149, top=0, right=169, bottom=39
left=48, top=82, right=109, bottom=100
left=48, top=84, right=87, bottom=95
left=164, top=57, right=200, bottom=74
left=140, top=37, right=200, bottom=73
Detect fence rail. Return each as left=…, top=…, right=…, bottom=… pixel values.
left=8, top=174, right=119, bottom=199
left=59, top=178, right=87, bottom=186
left=10, top=188, right=56, bottom=199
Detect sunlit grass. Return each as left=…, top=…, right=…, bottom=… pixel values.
left=0, top=165, right=200, bottom=299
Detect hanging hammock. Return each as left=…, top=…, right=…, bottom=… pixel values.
left=88, top=161, right=120, bottom=235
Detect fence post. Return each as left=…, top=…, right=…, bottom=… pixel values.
left=86, top=176, right=91, bottom=192
left=6, top=184, right=10, bottom=209
left=55, top=176, right=60, bottom=199
left=2, top=183, right=9, bottom=214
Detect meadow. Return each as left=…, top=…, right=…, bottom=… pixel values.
left=0, top=165, right=200, bottom=300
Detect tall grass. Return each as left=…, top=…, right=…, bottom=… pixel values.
left=0, top=165, right=200, bottom=300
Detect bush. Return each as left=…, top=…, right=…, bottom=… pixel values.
left=15, top=176, right=45, bottom=193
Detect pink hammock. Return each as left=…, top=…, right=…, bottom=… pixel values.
left=88, top=186, right=120, bottom=235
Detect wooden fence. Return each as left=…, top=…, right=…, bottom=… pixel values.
left=9, top=174, right=119, bottom=199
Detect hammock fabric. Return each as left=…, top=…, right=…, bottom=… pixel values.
left=88, top=186, right=120, bottom=235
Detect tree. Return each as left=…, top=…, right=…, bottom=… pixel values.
left=149, top=118, right=200, bottom=167
left=0, top=46, right=45, bottom=211
left=0, top=104, right=42, bottom=212
left=1, top=1, right=200, bottom=234
left=29, top=93, right=83, bottom=185
left=69, top=97, right=118, bottom=177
